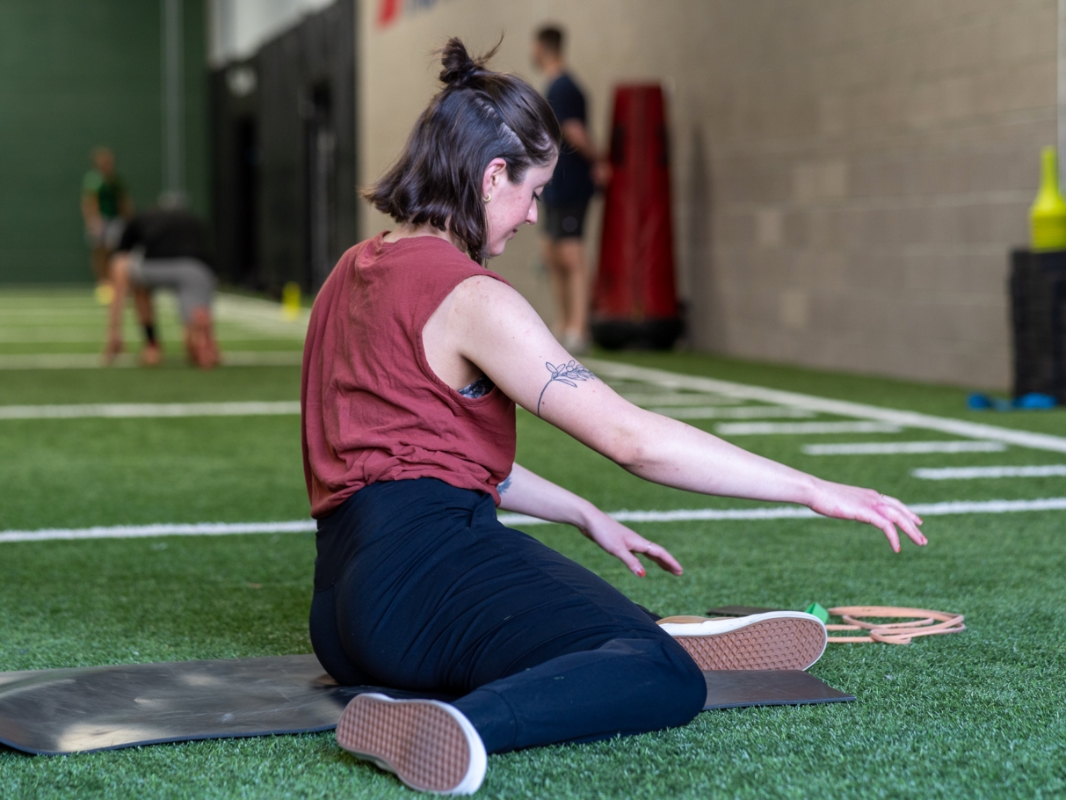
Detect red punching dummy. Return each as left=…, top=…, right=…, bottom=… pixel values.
left=592, top=84, right=683, bottom=349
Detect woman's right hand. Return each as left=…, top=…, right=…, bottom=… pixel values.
left=806, top=479, right=926, bottom=552
left=579, top=511, right=683, bottom=578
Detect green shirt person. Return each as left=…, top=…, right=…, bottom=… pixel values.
left=81, top=147, right=133, bottom=290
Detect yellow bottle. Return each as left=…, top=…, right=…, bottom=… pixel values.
left=281, top=281, right=302, bottom=321
left=1030, top=146, right=1066, bottom=251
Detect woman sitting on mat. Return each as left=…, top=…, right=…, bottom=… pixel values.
left=302, top=38, right=926, bottom=795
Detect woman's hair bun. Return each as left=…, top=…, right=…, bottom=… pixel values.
left=439, top=37, right=499, bottom=89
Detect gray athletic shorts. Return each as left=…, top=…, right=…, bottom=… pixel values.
left=85, top=218, right=126, bottom=250
left=128, top=255, right=215, bottom=323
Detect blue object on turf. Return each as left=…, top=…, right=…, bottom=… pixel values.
left=968, top=392, right=1057, bottom=411
left=1015, top=392, right=1057, bottom=409
left=968, top=393, right=1011, bottom=411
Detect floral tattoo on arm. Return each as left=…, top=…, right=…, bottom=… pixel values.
left=536, top=360, right=597, bottom=416
left=497, top=473, right=513, bottom=494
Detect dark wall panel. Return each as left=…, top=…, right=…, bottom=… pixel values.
left=212, top=0, right=356, bottom=294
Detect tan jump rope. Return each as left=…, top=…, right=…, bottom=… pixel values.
left=823, top=606, right=965, bottom=645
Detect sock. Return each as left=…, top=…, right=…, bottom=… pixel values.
left=144, top=324, right=157, bottom=345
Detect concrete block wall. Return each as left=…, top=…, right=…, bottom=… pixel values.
left=697, top=0, right=1057, bottom=388
left=357, top=0, right=1057, bottom=389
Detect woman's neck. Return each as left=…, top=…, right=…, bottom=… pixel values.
left=383, top=223, right=459, bottom=249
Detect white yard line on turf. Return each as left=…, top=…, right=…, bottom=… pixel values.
left=913, top=465, right=1066, bottom=479
left=585, top=359, right=1066, bottom=454
left=803, top=441, right=1008, bottom=455
left=7, top=496, right=1066, bottom=542
left=0, top=521, right=317, bottom=542
left=619, top=393, right=743, bottom=406
left=0, top=401, right=300, bottom=420
left=716, top=421, right=900, bottom=435
left=0, top=351, right=304, bottom=369
left=650, top=406, right=814, bottom=420
left=0, top=330, right=111, bottom=343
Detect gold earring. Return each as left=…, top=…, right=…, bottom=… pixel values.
left=483, top=193, right=491, bottom=203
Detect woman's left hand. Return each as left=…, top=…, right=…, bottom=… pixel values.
left=579, top=512, right=683, bottom=577
left=807, top=479, right=927, bottom=553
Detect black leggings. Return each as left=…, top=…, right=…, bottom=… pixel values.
left=309, top=478, right=706, bottom=754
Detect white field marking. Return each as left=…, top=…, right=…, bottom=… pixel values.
left=214, top=295, right=309, bottom=337
left=716, top=421, right=901, bottom=436
left=0, top=351, right=303, bottom=370
left=0, top=309, right=110, bottom=318
left=619, top=393, right=743, bottom=406
left=0, top=293, right=307, bottom=341
left=0, top=401, right=300, bottom=420
left=212, top=351, right=304, bottom=366
left=485, top=497, right=1066, bottom=524
left=586, top=358, right=1066, bottom=454
left=0, top=328, right=301, bottom=344
left=804, top=440, right=1008, bottom=455
left=912, top=465, right=1066, bottom=480
left=8, top=496, right=1066, bottom=542
left=651, top=406, right=814, bottom=420
left=0, top=520, right=317, bottom=543
left=0, top=329, right=108, bottom=342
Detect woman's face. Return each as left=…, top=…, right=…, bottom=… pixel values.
left=482, top=157, right=558, bottom=258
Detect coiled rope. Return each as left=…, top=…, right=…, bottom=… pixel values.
left=825, top=606, right=965, bottom=645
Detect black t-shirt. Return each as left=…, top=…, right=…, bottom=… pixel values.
left=544, top=73, right=594, bottom=207
left=117, top=209, right=215, bottom=268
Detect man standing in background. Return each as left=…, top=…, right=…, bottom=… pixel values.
left=81, top=147, right=133, bottom=304
left=532, top=25, right=609, bottom=354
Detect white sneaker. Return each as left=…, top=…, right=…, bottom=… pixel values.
left=336, top=693, right=487, bottom=794
left=657, top=611, right=827, bottom=671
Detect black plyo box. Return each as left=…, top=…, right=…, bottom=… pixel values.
left=1010, top=248, right=1066, bottom=401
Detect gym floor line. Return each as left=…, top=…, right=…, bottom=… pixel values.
left=5, top=495, right=1066, bottom=543
left=803, top=441, right=1009, bottom=455
left=587, top=359, right=1066, bottom=453
left=912, top=464, right=1066, bottom=479
left=714, top=421, right=901, bottom=435
left=0, top=401, right=301, bottom=419
left=0, top=359, right=1050, bottom=454
left=0, top=351, right=304, bottom=369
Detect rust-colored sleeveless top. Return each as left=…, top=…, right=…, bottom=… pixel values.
left=301, top=234, right=516, bottom=518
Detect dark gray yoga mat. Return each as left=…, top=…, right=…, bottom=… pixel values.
left=701, top=669, right=853, bottom=710
left=0, top=655, right=853, bottom=755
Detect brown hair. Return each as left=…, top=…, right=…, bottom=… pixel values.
left=535, top=25, right=564, bottom=55
left=363, top=38, right=561, bottom=260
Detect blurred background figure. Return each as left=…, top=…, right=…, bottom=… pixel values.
left=81, top=147, right=133, bottom=304
left=105, top=201, right=220, bottom=369
left=532, top=24, right=609, bottom=355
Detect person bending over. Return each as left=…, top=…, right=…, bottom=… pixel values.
left=303, top=39, right=925, bottom=795
left=105, top=205, right=219, bottom=369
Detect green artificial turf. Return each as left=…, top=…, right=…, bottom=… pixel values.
left=2, top=291, right=1066, bottom=798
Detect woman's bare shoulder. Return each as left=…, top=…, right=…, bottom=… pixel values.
left=450, top=272, right=526, bottom=305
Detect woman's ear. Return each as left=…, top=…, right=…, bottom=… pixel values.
left=481, top=158, right=508, bottom=199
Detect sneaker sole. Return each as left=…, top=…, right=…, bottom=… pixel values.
left=659, top=612, right=827, bottom=671
left=336, top=693, right=486, bottom=795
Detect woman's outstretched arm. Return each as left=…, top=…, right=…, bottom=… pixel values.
left=496, top=463, right=682, bottom=576
left=446, top=277, right=925, bottom=553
